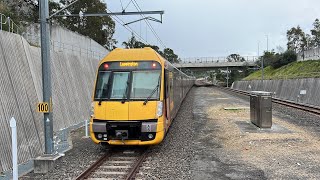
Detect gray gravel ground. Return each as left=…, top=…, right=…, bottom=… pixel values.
left=20, top=128, right=106, bottom=179
left=139, top=87, right=266, bottom=180
left=223, top=88, right=320, bottom=135
left=19, top=86, right=320, bottom=179
left=136, top=88, right=196, bottom=180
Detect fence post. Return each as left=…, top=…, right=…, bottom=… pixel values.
left=7, top=17, right=10, bottom=32
left=85, top=120, right=89, bottom=137
left=10, top=117, right=18, bottom=180
left=1, top=14, right=2, bottom=30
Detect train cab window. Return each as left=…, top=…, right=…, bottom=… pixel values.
left=94, top=71, right=111, bottom=100
left=131, top=71, right=161, bottom=100
left=110, top=72, right=130, bottom=99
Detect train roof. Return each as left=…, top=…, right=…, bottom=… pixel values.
left=100, top=47, right=165, bottom=65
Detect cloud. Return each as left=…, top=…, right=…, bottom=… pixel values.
left=107, top=0, right=320, bottom=57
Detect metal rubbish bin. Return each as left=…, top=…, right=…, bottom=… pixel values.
left=250, top=91, right=272, bottom=128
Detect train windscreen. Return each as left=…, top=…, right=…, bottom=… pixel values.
left=94, top=61, right=161, bottom=101
left=130, top=71, right=161, bottom=100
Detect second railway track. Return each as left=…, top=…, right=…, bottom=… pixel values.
left=219, top=87, right=320, bottom=116
left=76, top=147, right=149, bottom=180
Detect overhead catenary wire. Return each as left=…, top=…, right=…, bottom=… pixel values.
left=106, top=7, right=148, bottom=45
left=123, top=0, right=133, bottom=12
left=131, top=0, right=166, bottom=48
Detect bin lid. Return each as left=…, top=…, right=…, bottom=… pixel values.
left=250, top=91, right=272, bottom=96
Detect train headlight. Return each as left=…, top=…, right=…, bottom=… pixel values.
left=148, top=133, right=154, bottom=139
left=157, top=101, right=163, bottom=117
left=90, top=102, right=94, bottom=117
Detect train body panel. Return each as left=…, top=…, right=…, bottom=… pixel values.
left=90, top=47, right=194, bottom=145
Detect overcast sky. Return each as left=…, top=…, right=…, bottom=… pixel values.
left=105, top=0, right=320, bottom=58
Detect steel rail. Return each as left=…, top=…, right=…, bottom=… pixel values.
left=125, top=148, right=149, bottom=180
left=75, top=152, right=111, bottom=180
left=75, top=147, right=148, bottom=180
left=219, top=87, right=320, bottom=116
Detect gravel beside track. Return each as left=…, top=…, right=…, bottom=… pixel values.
left=20, top=88, right=197, bottom=180
left=19, top=86, right=320, bottom=179
left=136, top=88, right=196, bottom=180
left=222, top=87, right=320, bottom=136
left=20, top=129, right=107, bottom=179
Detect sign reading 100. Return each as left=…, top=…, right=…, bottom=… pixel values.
left=37, top=103, right=50, bottom=113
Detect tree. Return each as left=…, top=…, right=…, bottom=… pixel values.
left=57, top=0, right=116, bottom=50
left=122, top=34, right=180, bottom=63
left=227, top=54, right=245, bottom=62
left=271, top=50, right=297, bottom=69
left=1, top=0, right=61, bottom=24
left=256, top=50, right=279, bottom=67
left=311, top=19, right=320, bottom=48
left=287, top=26, right=311, bottom=53
left=1, top=0, right=117, bottom=50
left=162, top=48, right=179, bottom=63
left=122, top=34, right=145, bottom=49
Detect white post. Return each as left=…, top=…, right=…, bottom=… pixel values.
left=10, top=117, right=18, bottom=180
left=85, top=120, right=88, bottom=137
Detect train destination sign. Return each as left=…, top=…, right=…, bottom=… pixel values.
left=120, top=62, right=139, bottom=67
left=99, top=61, right=161, bottom=70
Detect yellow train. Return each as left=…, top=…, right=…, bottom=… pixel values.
left=90, top=47, right=194, bottom=145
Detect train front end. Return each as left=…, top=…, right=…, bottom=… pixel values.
left=90, top=48, right=165, bottom=145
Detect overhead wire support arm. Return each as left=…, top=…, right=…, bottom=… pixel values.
left=124, top=16, right=162, bottom=26
left=48, top=0, right=80, bottom=19
left=53, top=11, right=164, bottom=17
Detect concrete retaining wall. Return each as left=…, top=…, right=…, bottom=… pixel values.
left=231, top=79, right=320, bottom=106
left=0, top=31, right=103, bottom=172
left=297, top=48, right=320, bottom=61
left=23, top=24, right=107, bottom=59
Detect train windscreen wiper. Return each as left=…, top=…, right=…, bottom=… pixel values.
left=121, top=80, right=130, bottom=104
left=143, top=76, right=160, bottom=105
left=98, top=80, right=110, bottom=105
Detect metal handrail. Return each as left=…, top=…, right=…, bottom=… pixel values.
left=0, top=13, right=7, bottom=30
left=10, top=18, right=22, bottom=34
left=0, top=13, right=22, bottom=34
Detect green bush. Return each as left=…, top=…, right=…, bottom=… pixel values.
left=271, top=50, right=297, bottom=68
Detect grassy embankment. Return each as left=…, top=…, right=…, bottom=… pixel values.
left=244, top=60, right=320, bottom=80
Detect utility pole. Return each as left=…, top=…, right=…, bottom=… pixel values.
left=258, top=41, right=260, bottom=57
left=40, top=0, right=53, bottom=155
left=266, top=35, right=269, bottom=52
left=226, top=67, right=229, bottom=88
left=261, top=56, right=264, bottom=84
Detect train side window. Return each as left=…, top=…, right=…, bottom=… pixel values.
left=169, top=72, right=174, bottom=98
left=165, top=70, right=169, bottom=98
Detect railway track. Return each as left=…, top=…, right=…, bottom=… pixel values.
left=219, top=87, right=320, bottom=116
left=75, top=147, right=149, bottom=180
